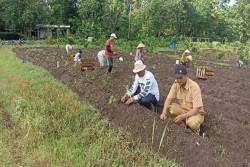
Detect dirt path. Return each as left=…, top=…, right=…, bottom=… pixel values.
left=14, top=47, right=250, bottom=167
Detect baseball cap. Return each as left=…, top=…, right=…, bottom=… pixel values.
left=110, top=33, right=117, bottom=39
left=173, top=64, right=187, bottom=78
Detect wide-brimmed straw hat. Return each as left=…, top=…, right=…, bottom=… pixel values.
left=133, top=60, right=146, bottom=73
left=187, top=55, right=193, bottom=61
left=137, top=43, right=145, bottom=48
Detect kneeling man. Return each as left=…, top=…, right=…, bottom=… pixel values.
left=121, top=60, right=159, bottom=110
left=160, top=64, right=204, bottom=134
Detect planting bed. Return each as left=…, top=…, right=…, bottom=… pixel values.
left=14, top=47, right=249, bottom=167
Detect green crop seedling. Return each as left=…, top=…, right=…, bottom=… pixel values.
left=108, top=96, right=116, bottom=105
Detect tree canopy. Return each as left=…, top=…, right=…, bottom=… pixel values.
left=0, top=0, right=248, bottom=41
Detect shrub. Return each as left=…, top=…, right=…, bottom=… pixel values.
left=0, top=32, right=25, bottom=40
left=238, top=47, right=249, bottom=65
left=216, top=42, right=222, bottom=47
left=191, top=45, right=201, bottom=55
left=216, top=51, right=226, bottom=60
left=203, top=51, right=211, bottom=57
left=231, top=41, right=242, bottom=47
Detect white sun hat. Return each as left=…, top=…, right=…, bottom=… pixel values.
left=137, top=43, right=145, bottom=48
left=133, top=60, right=146, bottom=73
left=184, top=49, right=191, bottom=53
left=110, top=33, right=117, bottom=39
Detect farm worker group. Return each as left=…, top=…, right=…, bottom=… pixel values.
left=160, top=64, right=204, bottom=134
left=64, top=34, right=204, bottom=135
left=121, top=60, right=159, bottom=110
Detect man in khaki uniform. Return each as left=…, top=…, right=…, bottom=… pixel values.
left=160, top=64, right=204, bottom=134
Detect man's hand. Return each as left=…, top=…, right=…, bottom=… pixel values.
left=113, top=51, right=117, bottom=55
left=173, top=114, right=186, bottom=123
left=160, top=112, right=167, bottom=120
left=121, top=94, right=128, bottom=103
left=125, top=97, right=135, bottom=105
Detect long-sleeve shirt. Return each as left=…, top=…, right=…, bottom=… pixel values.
left=135, top=48, right=146, bottom=61
left=65, top=44, right=72, bottom=53
left=127, top=70, right=159, bottom=101
left=74, top=52, right=81, bottom=62
left=105, top=39, right=113, bottom=58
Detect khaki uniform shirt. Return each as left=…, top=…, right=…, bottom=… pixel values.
left=167, top=78, right=204, bottom=114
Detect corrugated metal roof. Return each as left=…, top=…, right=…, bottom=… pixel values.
left=35, top=24, right=70, bottom=29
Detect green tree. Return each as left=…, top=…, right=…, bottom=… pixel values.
left=3, top=0, right=50, bottom=37
left=0, top=0, right=5, bottom=29
left=48, top=0, right=78, bottom=25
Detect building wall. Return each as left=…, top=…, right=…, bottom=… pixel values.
left=39, top=29, right=52, bottom=38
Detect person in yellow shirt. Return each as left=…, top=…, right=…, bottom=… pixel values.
left=160, top=64, right=204, bottom=134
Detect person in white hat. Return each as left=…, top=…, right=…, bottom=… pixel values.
left=121, top=60, right=159, bottom=110
left=105, top=33, right=117, bottom=75
left=180, top=49, right=191, bottom=67
left=135, top=43, right=146, bottom=62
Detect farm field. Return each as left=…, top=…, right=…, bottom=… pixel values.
left=14, top=46, right=250, bottom=167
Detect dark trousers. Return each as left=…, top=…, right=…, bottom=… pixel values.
left=106, top=57, right=113, bottom=72
left=130, top=83, right=158, bottom=108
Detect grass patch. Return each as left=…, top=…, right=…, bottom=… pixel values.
left=0, top=46, right=178, bottom=166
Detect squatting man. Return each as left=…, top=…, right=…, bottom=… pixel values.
left=160, top=64, right=204, bottom=134
left=121, top=60, right=159, bottom=110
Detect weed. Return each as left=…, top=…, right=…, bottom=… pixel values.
left=203, top=51, right=211, bottom=57
left=102, top=79, right=107, bottom=87
left=216, top=51, right=226, bottom=61
left=108, top=95, right=116, bottom=105
left=152, top=118, right=156, bottom=145
left=158, top=119, right=170, bottom=151
left=213, top=125, right=223, bottom=135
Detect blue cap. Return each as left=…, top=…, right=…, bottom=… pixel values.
left=173, top=64, right=187, bottom=78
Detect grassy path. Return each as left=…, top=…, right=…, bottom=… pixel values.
left=0, top=46, right=177, bottom=166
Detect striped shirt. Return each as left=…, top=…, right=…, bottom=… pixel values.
left=127, top=70, right=159, bottom=101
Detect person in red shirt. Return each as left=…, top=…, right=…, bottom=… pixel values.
left=105, top=33, right=117, bottom=75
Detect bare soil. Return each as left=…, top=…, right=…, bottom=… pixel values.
left=14, top=47, right=250, bottom=167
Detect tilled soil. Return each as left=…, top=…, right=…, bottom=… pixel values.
left=14, top=47, right=249, bottom=167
